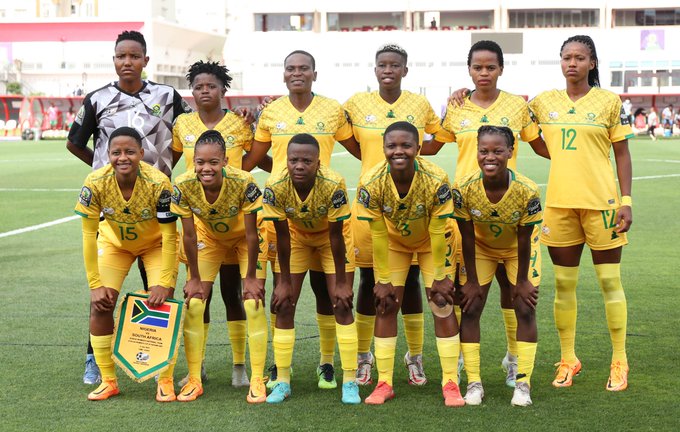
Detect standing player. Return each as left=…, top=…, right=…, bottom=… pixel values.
left=171, top=60, right=259, bottom=388
left=74, top=127, right=177, bottom=401
left=529, top=35, right=633, bottom=391
left=242, top=50, right=360, bottom=389
left=357, top=121, right=464, bottom=407
left=422, top=40, right=549, bottom=388
left=344, top=44, right=444, bottom=386
left=169, top=130, right=268, bottom=403
left=453, top=126, right=542, bottom=406
left=66, top=30, right=191, bottom=385
left=262, top=133, right=359, bottom=404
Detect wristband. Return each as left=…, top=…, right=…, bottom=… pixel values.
left=620, top=196, right=632, bottom=207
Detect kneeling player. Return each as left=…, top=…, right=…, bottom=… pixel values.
left=74, top=127, right=177, bottom=401
left=357, top=121, right=464, bottom=406
left=263, top=133, right=359, bottom=404
left=168, top=130, right=268, bottom=402
left=453, top=126, right=542, bottom=406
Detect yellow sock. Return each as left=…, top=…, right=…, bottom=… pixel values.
left=502, top=308, right=518, bottom=357
left=185, top=298, right=206, bottom=380
left=244, top=299, right=268, bottom=380
left=461, top=342, right=481, bottom=383
left=374, top=336, right=397, bottom=386
left=316, top=314, right=336, bottom=365
left=336, top=322, right=358, bottom=383
left=270, top=313, right=276, bottom=341
left=227, top=320, right=247, bottom=365
left=355, top=312, right=375, bottom=354
left=90, top=334, right=116, bottom=380
left=454, top=304, right=462, bottom=325
left=516, top=341, right=537, bottom=385
left=273, top=328, right=295, bottom=384
left=436, top=335, right=460, bottom=385
left=553, top=265, right=579, bottom=363
left=595, top=263, right=628, bottom=365
left=201, top=323, right=209, bottom=361
left=402, top=313, right=424, bottom=356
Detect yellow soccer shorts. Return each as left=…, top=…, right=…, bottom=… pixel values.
left=389, top=249, right=440, bottom=288
left=97, top=241, right=172, bottom=291
left=274, top=227, right=355, bottom=275
left=179, top=233, right=268, bottom=282
left=541, top=207, right=628, bottom=251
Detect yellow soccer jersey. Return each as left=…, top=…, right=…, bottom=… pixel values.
left=262, top=165, right=350, bottom=235
left=171, top=167, right=262, bottom=241
left=435, top=91, right=540, bottom=182
left=254, top=94, right=353, bottom=173
left=74, top=162, right=176, bottom=254
left=356, top=157, right=453, bottom=253
left=171, top=111, right=253, bottom=172
left=529, top=87, right=634, bottom=210
left=343, top=90, right=441, bottom=177
left=453, top=169, right=542, bottom=256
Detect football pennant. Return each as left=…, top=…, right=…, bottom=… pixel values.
left=112, top=293, right=184, bottom=382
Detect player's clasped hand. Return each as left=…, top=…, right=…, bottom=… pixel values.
left=243, top=276, right=265, bottom=309
left=183, top=278, right=204, bottom=308
left=374, top=281, right=398, bottom=315
left=460, top=280, right=483, bottom=313
left=272, top=280, right=295, bottom=312
left=513, top=280, right=539, bottom=310
left=148, top=285, right=171, bottom=308
left=616, top=206, right=633, bottom=233
left=90, top=287, right=117, bottom=312
left=429, top=277, right=455, bottom=306
left=333, top=280, right=354, bottom=311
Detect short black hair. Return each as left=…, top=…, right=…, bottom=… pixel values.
left=195, top=130, right=226, bottom=153
left=560, top=35, right=600, bottom=87
left=284, top=50, right=315, bottom=70
left=186, top=60, right=232, bottom=89
left=384, top=121, right=419, bottom=143
left=477, top=125, right=515, bottom=148
left=288, top=133, right=320, bottom=152
left=109, top=126, right=143, bottom=148
left=115, top=30, right=147, bottom=54
left=468, top=40, right=504, bottom=68
left=376, top=43, right=408, bottom=63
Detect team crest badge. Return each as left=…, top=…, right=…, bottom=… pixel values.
left=285, top=207, right=295, bottom=214
left=511, top=211, right=521, bottom=221
left=406, top=115, right=415, bottom=124
left=191, top=207, right=201, bottom=215
left=79, top=186, right=92, bottom=206
left=316, top=122, right=325, bottom=132
left=151, top=104, right=162, bottom=117
left=103, top=207, right=114, bottom=215
left=229, top=206, right=239, bottom=216
left=415, top=204, right=425, bottom=217
left=586, top=112, right=596, bottom=122
left=141, top=208, right=152, bottom=220
left=318, top=205, right=328, bottom=215
left=500, top=117, right=510, bottom=126
left=383, top=205, right=392, bottom=214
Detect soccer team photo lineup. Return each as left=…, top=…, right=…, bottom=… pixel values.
left=11, top=16, right=680, bottom=423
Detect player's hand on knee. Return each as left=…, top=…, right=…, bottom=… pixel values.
left=183, top=278, right=204, bottom=307
left=615, top=206, right=633, bottom=233
left=429, top=277, right=455, bottom=306
left=460, top=281, right=482, bottom=313
left=333, top=281, right=354, bottom=311
left=272, top=281, right=294, bottom=312
left=90, top=287, right=117, bottom=312
left=244, top=277, right=265, bottom=309
left=512, top=280, right=538, bottom=310
left=148, top=285, right=171, bottom=308
left=373, top=281, right=397, bottom=315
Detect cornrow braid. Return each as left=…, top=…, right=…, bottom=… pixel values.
left=477, top=125, right=515, bottom=148
left=560, top=35, right=600, bottom=87
left=186, top=60, right=232, bottom=89
left=376, top=43, right=408, bottom=63
left=195, top=130, right=226, bottom=153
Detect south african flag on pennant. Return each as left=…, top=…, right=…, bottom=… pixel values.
left=131, top=299, right=171, bottom=328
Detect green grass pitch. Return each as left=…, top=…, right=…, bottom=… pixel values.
left=1, top=137, right=679, bottom=431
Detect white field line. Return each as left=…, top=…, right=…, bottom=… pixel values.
left=0, top=215, right=80, bottom=239
left=0, top=188, right=79, bottom=192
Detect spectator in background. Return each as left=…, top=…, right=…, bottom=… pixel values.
left=430, top=18, right=438, bottom=30
left=47, top=103, right=59, bottom=130
left=647, top=107, right=658, bottom=141
left=661, top=104, right=674, bottom=131
left=65, top=107, right=75, bottom=131
left=622, top=99, right=633, bottom=126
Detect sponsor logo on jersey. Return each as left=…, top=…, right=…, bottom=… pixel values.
left=331, top=190, right=348, bottom=208
left=527, top=197, right=542, bottom=216
left=245, top=183, right=262, bottom=203
left=437, top=184, right=452, bottom=204
left=79, top=186, right=92, bottom=206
